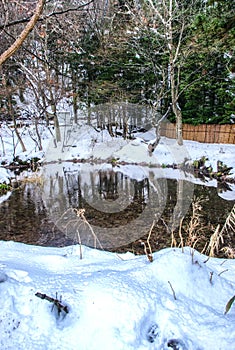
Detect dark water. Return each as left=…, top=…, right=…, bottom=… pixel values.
left=0, top=166, right=234, bottom=257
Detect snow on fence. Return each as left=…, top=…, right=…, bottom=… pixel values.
left=160, top=123, right=235, bottom=144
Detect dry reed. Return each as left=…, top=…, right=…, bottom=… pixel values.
left=54, top=208, right=103, bottom=255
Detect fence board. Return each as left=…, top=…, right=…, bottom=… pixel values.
left=160, top=123, right=235, bottom=144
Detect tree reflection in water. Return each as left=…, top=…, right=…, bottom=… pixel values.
left=0, top=165, right=234, bottom=257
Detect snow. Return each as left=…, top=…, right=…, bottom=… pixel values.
left=0, top=122, right=50, bottom=167
left=0, top=121, right=235, bottom=349
left=0, top=167, right=10, bottom=184
left=0, top=242, right=235, bottom=350
left=0, top=123, right=234, bottom=186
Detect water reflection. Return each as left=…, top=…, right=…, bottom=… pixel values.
left=0, top=183, right=48, bottom=244
left=0, top=164, right=234, bottom=253
left=42, top=163, right=169, bottom=248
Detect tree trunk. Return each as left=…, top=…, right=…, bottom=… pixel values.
left=168, top=0, right=184, bottom=146
left=170, top=65, right=183, bottom=145
left=172, top=102, right=183, bottom=145
left=73, top=92, right=78, bottom=124
left=2, top=72, right=27, bottom=153
left=148, top=105, right=171, bottom=155
left=35, top=117, right=43, bottom=151
left=53, top=108, right=61, bottom=143
left=13, top=120, right=27, bottom=153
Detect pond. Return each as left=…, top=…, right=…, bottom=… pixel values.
left=0, top=163, right=234, bottom=257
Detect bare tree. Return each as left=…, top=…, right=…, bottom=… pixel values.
left=1, top=69, right=27, bottom=152
left=0, top=0, right=45, bottom=65
left=126, top=0, right=201, bottom=145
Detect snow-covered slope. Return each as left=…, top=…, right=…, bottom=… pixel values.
left=0, top=241, right=234, bottom=350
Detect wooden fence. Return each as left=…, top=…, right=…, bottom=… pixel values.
left=160, top=123, right=235, bottom=144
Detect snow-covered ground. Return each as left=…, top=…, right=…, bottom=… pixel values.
left=1, top=122, right=234, bottom=200
left=1, top=242, right=235, bottom=350
left=0, top=121, right=235, bottom=349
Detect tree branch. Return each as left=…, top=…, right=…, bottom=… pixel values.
left=0, top=0, right=95, bottom=31
left=0, top=0, right=45, bottom=65
left=0, top=0, right=9, bottom=36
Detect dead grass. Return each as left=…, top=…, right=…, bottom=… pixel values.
left=54, top=208, right=103, bottom=257
left=219, top=204, right=235, bottom=236
left=19, top=171, right=44, bottom=186
left=205, top=224, right=224, bottom=257
left=168, top=196, right=209, bottom=252
left=141, top=219, right=155, bottom=262
left=168, top=197, right=234, bottom=258
left=204, top=205, right=235, bottom=257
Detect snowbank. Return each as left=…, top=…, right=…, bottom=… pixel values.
left=0, top=241, right=234, bottom=349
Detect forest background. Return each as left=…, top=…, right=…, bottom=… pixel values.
left=0, top=0, right=234, bottom=146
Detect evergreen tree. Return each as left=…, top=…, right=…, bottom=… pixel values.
left=179, top=0, right=235, bottom=124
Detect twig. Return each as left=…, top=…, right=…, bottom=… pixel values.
left=146, top=220, right=155, bottom=262
left=74, top=208, right=103, bottom=250
left=178, top=217, right=184, bottom=253
left=35, top=292, right=69, bottom=315
left=219, top=204, right=235, bottom=236
left=190, top=248, right=195, bottom=264
left=218, top=269, right=228, bottom=277
left=140, top=240, right=153, bottom=262
left=207, top=224, right=223, bottom=257
left=168, top=281, right=177, bottom=300
left=76, top=228, right=83, bottom=260
left=54, top=208, right=103, bottom=250
left=209, top=271, right=214, bottom=284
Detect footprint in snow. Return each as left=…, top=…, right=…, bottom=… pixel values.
left=167, top=339, right=187, bottom=350
left=0, top=272, right=8, bottom=283
left=146, top=323, right=160, bottom=343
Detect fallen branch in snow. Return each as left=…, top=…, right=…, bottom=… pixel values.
left=225, top=294, right=235, bottom=315
left=35, top=292, right=69, bottom=315
left=168, top=281, right=177, bottom=300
